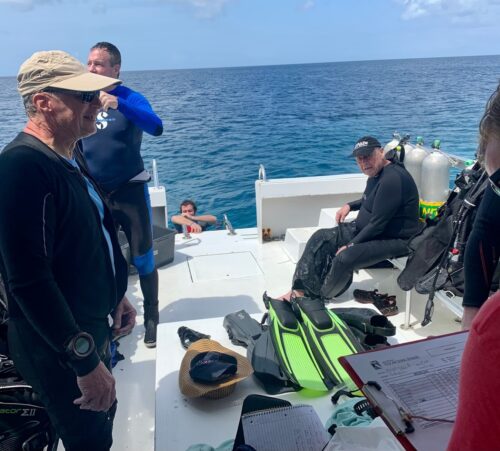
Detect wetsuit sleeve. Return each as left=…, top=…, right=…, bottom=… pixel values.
left=0, top=152, right=99, bottom=375
left=116, top=90, right=163, bottom=136
left=462, top=182, right=500, bottom=308
left=347, top=199, right=362, bottom=211
left=350, top=169, right=403, bottom=244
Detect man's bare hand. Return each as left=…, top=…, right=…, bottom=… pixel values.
left=189, top=222, right=202, bottom=233
left=336, top=204, right=351, bottom=224
left=336, top=245, right=348, bottom=256
left=99, top=92, right=119, bottom=112
left=74, top=361, right=116, bottom=411
left=112, top=296, right=136, bottom=339
left=461, top=306, right=480, bottom=331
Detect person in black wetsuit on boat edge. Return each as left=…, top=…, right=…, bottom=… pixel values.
left=81, top=42, right=163, bottom=348
left=282, top=136, right=420, bottom=303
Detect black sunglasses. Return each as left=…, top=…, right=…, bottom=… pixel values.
left=43, top=88, right=100, bottom=104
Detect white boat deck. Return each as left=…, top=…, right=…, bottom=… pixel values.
left=111, top=227, right=462, bottom=451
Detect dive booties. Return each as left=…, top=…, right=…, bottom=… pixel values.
left=144, top=302, right=159, bottom=348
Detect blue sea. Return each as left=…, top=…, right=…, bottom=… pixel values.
left=1, top=56, right=499, bottom=228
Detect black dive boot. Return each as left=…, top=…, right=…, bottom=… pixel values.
left=144, top=307, right=159, bottom=348
left=140, top=271, right=159, bottom=348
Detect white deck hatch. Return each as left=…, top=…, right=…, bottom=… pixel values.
left=188, top=251, right=263, bottom=282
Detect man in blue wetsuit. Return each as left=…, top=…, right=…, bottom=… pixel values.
left=81, top=42, right=163, bottom=347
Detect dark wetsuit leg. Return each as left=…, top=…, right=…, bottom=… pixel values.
left=321, top=238, right=409, bottom=298
left=292, top=223, right=356, bottom=297
left=9, top=320, right=115, bottom=451
left=107, top=183, right=159, bottom=319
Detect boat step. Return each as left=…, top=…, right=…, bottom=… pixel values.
left=283, top=208, right=358, bottom=262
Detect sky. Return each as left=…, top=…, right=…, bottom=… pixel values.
left=1, top=0, right=500, bottom=76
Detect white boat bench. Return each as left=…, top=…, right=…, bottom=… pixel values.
left=283, top=208, right=464, bottom=328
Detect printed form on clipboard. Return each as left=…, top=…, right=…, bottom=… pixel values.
left=242, top=404, right=331, bottom=451
left=339, top=331, right=468, bottom=451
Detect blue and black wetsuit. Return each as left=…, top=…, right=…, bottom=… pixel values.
left=81, top=85, right=163, bottom=323
left=293, top=162, right=420, bottom=298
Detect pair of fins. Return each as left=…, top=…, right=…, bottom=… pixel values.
left=263, top=292, right=363, bottom=392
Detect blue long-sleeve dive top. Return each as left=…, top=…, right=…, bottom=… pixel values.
left=81, top=85, right=163, bottom=193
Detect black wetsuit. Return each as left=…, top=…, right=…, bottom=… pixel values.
left=81, top=85, right=163, bottom=326
left=0, top=133, right=128, bottom=450
left=293, top=162, right=420, bottom=298
left=463, top=169, right=500, bottom=309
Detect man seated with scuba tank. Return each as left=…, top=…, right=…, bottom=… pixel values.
left=282, top=136, right=420, bottom=310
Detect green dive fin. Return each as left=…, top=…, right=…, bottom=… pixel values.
left=263, top=293, right=333, bottom=392
left=292, top=297, right=364, bottom=390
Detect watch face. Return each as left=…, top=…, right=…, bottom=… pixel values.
left=75, top=336, right=91, bottom=355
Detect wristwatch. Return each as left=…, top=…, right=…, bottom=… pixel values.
left=65, top=332, right=95, bottom=360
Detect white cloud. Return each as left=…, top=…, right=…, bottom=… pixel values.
left=0, top=0, right=234, bottom=18
left=397, top=0, right=500, bottom=21
left=173, top=0, right=233, bottom=18
left=302, top=0, right=315, bottom=11
left=0, top=0, right=54, bottom=10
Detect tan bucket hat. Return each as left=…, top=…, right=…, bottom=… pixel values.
left=17, top=50, right=121, bottom=97
left=179, top=339, right=253, bottom=399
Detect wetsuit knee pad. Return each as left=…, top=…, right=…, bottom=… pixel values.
left=132, top=249, right=155, bottom=276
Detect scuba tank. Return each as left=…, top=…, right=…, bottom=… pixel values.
left=384, top=132, right=410, bottom=163
left=404, top=136, right=428, bottom=197
left=420, top=139, right=450, bottom=219
left=383, top=133, right=401, bottom=154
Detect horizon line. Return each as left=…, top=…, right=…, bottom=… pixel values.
left=1, top=52, right=499, bottom=78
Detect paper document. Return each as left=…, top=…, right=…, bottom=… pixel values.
left=242, top=404, right=331, bottom=451
left=340, top=332, right=468, bottom=451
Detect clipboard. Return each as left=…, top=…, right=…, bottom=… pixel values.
left=339, top=331, right=468, bottom=451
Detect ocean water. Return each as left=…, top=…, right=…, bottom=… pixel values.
left=1, top=56, right=499, bottom=228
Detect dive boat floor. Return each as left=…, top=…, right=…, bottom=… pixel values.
left=108, top=228, right=461, bottom=450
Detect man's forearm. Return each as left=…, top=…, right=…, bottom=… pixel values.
left=117, top=95, right=163, bottom=136
left=192, top=214, right=217, bottom=223
left=172, top=215, right=196, bottom=226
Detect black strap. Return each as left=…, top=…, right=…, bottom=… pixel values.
left=353, top=399, right=377, bottom=419
left=421, top=169, right=488, bottom=326
left=331, top=388, right=363, bottom=405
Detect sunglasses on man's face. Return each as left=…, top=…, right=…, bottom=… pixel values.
left=43, top=88, right=100, bottom=104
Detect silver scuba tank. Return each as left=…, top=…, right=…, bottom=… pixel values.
left=384, top=132, right=411, bottom=162
left=383, top=133, right=401, bottom=154
left=420, top=139, right=450, bottom=219
left=404, top=136, right=428, bottom=197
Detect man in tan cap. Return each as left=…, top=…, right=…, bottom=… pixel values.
left=0, top=50, right=136, bottom=450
